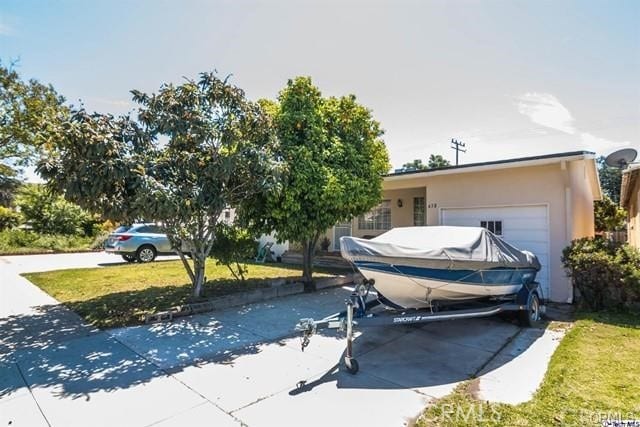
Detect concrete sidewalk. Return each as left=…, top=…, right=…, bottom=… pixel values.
left=1, top=253, right=553, bottom=427
left=1, top=253, right=238, bottom=427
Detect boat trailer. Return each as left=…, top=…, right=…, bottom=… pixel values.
left=295, top=279, right=544, bottom=374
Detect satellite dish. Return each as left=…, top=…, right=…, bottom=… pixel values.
left=605, top=148, right=637, bottom=168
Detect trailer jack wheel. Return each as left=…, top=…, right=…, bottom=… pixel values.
left=344, top=357, right=359, bottom=375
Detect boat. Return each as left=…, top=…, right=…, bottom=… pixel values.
left=340, top=226, right=541, bottom=309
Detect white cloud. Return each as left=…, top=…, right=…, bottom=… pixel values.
left=579, top=132, right=629, bottom=153
left=515, top=92, right=631, bottom=156
left=516, top=92, right=576, bottom=134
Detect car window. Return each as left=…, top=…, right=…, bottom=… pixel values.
left=132, top=225, right=150, bottom=233
left=146, top=225, right=165, bottom=234
left=114, top=225, right=132, bottom=233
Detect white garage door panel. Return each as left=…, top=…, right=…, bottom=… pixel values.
left=506, top=230, right=548, bottom=242
left=502, top=218, right=548, bottom=231
left=441, top=205, right=550, bottom=298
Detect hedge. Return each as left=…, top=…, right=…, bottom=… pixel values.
left=562, top=237, right=640, bottom=310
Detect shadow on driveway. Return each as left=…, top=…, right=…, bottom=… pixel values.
left=1, top=288, right=546, bottom=407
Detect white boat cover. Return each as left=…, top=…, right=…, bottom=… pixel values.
left=340, top=226, right=540, bottom=271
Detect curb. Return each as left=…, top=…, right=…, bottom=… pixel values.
left=0, top=249, right=102, bottom=256
left=144, top=272, right=362, bottom=324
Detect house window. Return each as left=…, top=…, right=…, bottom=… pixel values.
left=480, top=220, right=502, bottom=235
left=413, top=197, right=425, bottom=226
left=358, top=200, right=391, bottom=230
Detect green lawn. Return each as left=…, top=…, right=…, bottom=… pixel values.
left=417, top=311, right=640, bottom=426
left=24, top=259, right=335, bottom=329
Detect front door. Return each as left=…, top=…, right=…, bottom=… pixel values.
left=333, top=222, right=352, bottom=251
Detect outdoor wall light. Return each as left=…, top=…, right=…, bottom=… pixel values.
left=397, top=199, right=403, bottom=208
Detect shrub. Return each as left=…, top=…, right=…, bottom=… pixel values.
left=16, top=185, right=99, bottom=236
left=594, top=196, right=627, bottom=232
left=0, top=206, right=21, bottom=230
left=562, top=237, right=640, bottom=310
left=0, top=229, right=93, bottom=253
left=209, top=224, right=256, bottom=282
left=90, top=230, right=111, bottom=250
left=320, top=236, right=331, bottom=251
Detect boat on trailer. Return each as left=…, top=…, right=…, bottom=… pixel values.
left=340, top=226, right=541, bottom=309
left=295, top=226, right=545, bottom=374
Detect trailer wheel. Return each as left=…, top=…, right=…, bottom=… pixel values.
left=519, top=292, right=542, bottom=328
left=344, top=357, right=359, bottom=375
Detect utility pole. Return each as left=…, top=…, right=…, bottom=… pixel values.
left=450, top=138, right=466, bottom=166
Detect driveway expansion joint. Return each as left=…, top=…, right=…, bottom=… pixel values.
left=14, top=361, right=52, bottom=427
left=108, top=333, right=245, bottom=424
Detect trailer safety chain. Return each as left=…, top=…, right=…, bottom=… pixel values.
left=296, top=318, right=316, bottom=352
left=301, top=333, right=310, bottom=352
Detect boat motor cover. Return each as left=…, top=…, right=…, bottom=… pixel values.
left=340, top=226, right=541, bottom=271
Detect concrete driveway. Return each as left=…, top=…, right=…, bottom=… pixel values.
left=1, top=253, right=540, bottom=427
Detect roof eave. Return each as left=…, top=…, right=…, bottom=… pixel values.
left=385, top=152, right=596, bottom=182
left=620, top=165, right=640, bottom=209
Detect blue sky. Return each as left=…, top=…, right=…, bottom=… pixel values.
left=2, top=0, right=639, bottom=175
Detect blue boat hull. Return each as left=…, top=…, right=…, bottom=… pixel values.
left=354, top=260, right=538, bottom=309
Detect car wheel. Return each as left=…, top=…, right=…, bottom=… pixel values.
left=122, top=254, right=136, bottom=263
left=136, top=245, right=157, bottom=263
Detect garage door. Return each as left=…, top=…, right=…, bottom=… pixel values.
left=441, top=205, right=550, bottom=298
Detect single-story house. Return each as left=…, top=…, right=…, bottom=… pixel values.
left=328, top=151, right=602, bottom=303
left=620, top=163, right=640, bottom=248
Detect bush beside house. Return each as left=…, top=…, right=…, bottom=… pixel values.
left=562, top=237, right=640, bottom=310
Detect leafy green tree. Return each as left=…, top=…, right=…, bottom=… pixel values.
left=400, top=154, right=450, bottom=172
left=427, top=154, right=451, bottom=169
left=594, top=196, right=626, bottom=232
left=401, top=159, right=427, bottom=171
left=597, top=156, right=622, bottom=204
left=0, top=164, right=20, bottom=207
left=39, top=72, right=275, bottom=297
left=1, top=61, right=68, bottom=207
left=240, top=77, right=390, bottom=284
left=0, top=61, right=67, bottom=169
left=209, top=223, right=256, bottom=282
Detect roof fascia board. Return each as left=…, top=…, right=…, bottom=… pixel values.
left=620, top=166, right=639, bottom=209
left=385, top=153, right=594, bottom=182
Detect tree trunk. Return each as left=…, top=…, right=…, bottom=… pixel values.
left=192, top=250, right=206, bottom=298
left=302, top=240, right=313, bottom=285
left=177, top=250, right=196, bottom=285
left=301, top=233, right=320, bottom=289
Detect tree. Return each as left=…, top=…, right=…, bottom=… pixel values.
left=597, top=156, right=622, bottom=204
left=240, top=77, right=390, bottom=284
left=427, top=154, right=451, bottom=169
left=39, top=72, right=275, bottom=297
left=209, top=223, right=256, bottom=282
left=0, top=164, right=20, bottom=207
left=401, top=159, right=427, bottom=171
left=0, top=61, right=67, bottom=170
left=594, top=196, right=626, bottom=233
left=400, top=154, right=450, bottom=172
left=1, top=61, right=68, bottom=207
